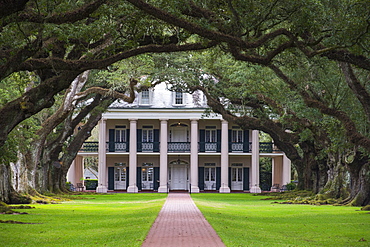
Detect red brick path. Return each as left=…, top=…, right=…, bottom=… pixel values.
left=142, top=193, right=226, bottom=247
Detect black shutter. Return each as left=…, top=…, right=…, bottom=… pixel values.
left=199, top=130, right=205, bottom=152
left=228, top=167, right=232, bottom=189
left=126, top=129, right=130, bottom=152
left=126, top=167, right=129, bottom=189
left=137, top=129, right=142, bottom=152
left=154, top=129, right=160, bottom=152
left=109, top=129, right=115, bottom=152
left=243, top=130, right=250, bottom=152
left=228, top=130, right=232, bottom=152
left=198, top=167, right=205, bottom=190
left=243, top=167, right=250, bottom=190
left=216, top=129, right=221, bottom=152
left=137, top=167, right=142, bottom=190
left=216, top=167, right=221, bottom=190
left=108, top=167, right=114, bottom=190
left=154, top=167, right=160, bottom=190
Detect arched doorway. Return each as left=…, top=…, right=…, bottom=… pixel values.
left=170, top=123, right=188, bottom=142
left=169, top=159, right=189, bottom=190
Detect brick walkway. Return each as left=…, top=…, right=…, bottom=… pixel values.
left=142, top=193, right=226, bottom=247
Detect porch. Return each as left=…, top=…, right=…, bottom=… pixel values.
left=79, top=141, right=280, bottom=153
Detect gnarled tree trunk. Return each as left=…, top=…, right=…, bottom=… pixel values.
left=342, top=152, right=370, bottom=206
left=0, top=164, right=12, bottom=203
left=321, top=152, right=349, bottom=199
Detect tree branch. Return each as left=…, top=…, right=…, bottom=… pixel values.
left=74, top=77, right=137, bottom=103
left=269, top=63, right=370, bottom=150
left=339, top=62, right=370, bottom=122
left=11, top=0, right=106, bottom=25
left=19, top=42, right=217, bottom=72
left=126, top=0, right=296, bottom=50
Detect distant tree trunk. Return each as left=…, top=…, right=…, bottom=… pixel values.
left=5, top=73, right=135, bottom=197
left=342, top=152, right=370, bottom=206
left=0, top=164, right=12, bottom=203
left=37, top=97, right=114, bottom=193
left=292, top=141, right=328, bottom=192
left=321, top=152, right=349, bottom=199
left=1, top=160, right=33, bottom=204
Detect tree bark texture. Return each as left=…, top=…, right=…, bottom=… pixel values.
left=343, top=154, right=370, bottom=206
left=0, top=164, right=12, bottom=203
left=322, top=152, right=349, bottom=199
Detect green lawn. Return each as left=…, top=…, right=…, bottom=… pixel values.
left=191, top=193, right=370, bottom=247
left=1, top=193, right=369, bottom=247
left=0, top=193, right=166, bottom=247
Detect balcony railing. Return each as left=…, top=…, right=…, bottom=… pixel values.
left=80, top=141, right=278, bottom=153
left=80, top=142, right=99, bottom=152
left=168, top=142, right=190, bottom=152
left=115, top=142, right=128, bottom=152
left=259, top=142, right=280, bottom=153
left=230, top=143, right=244, bottom=152
left=199, top=142, right=220, bottom=152
left=205, top=142, right=217, bottom=152
left=139, top=142, right=160, bottom=152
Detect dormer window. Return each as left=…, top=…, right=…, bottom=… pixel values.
left=140, top=88, right=151, bottom=105
left=174, top=90, right=183, bottom=105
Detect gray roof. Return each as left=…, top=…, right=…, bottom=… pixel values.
left=109, top=82, right=208, bottom=109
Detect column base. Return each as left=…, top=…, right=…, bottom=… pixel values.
left=271, top=187, right=280, bottom=192
left=250, top=186, right=262, bottom=193
left=127, top=185, right=138, bottom=193
left=190, top=186, right=200, bottom=193
left=158, top=185, right=168, bottom=193
left=96, top=186, right=108, bottom=193
left=219, top=186, right=231, bottom=193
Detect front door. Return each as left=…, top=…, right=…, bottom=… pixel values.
left=170, top=165, right=188, bottom=190
left=171, top=127, right=187, bottom=142
left=114, top=167, right=126, bottom=190
left=231, top=167, right=243, bottom=190
left=204, top=167, right=216, bottom=190
left=142, top=167, right=154, bottom=190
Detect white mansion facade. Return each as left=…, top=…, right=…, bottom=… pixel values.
left=68, top=82, right=291, bottom=193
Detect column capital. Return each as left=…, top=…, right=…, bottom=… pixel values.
left=128, top=118, right=138, bottom=122
left=190, top=118, right=199, bottom=122
left=221, top=119, right=228, bottom=124
left=159, top=118, right=169, bottom=122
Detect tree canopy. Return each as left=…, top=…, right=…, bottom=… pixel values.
left=127, top=0, right=370, bottom=205
left=1, top=0, right=370, bottom=205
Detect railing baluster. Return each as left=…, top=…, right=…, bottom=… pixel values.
left=80, top=141, right=280, bottom=153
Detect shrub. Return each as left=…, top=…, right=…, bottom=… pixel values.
left=286, top=182, right=296, bottom=191
left=84, top=179, right=98, bottom=190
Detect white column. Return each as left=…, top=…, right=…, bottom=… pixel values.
left=96, top=119, right=108, bottom=193
left=271, top=156, right=283, bottom=191
left=190, top=119, right=199, bottom=193
left=219, top=120, right=230, bottom=193
left=158, top=119, right=168, bottom=193
left=68, top=155, right=84, bottom=188
left=250, top=130, right=261, bottom=193
left=127, top=119, right=138, bottom=193
left=67, top=160, right=76, bottom=184
left=282, top=154, right=291, bottom=185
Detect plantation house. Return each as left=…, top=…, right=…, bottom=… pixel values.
left=68, top=82, right=291, bottom=193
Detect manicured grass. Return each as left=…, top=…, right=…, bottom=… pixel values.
left=191, top=193, right=370, bottom=247
left=0, top=193, right=167, bottom=247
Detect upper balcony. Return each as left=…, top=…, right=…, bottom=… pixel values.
left=79, top=141, right=279, bottom=153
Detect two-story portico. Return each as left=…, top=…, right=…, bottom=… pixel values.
left=68, top=82, right=291, bottom=193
